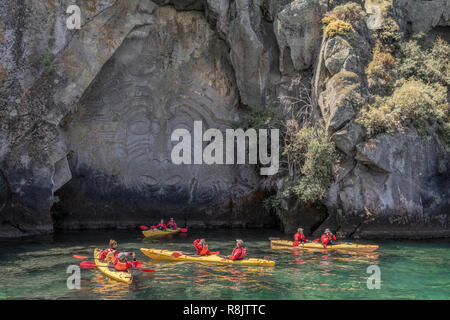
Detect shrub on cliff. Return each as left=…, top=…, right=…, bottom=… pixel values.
left=322, top=19, right=355, bottom=38
left=366, top=43, right=397, bottom=95
left=373, top=16, right=402, bottom=50
left=358, top=79, right=448, bottom=136
left=322, top=2, right=367, bottom=39
left=325, top=2, right=367, bottom=27
left=281, top=127, right=337, bottom=204
left=398, top=36, right=450, bottom=87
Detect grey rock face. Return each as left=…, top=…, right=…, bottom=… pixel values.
left=274, top=0, right=326, bottom=74
left=57, top=6, right=264, bottom=228
left=318, top=71, right=365, bottom=134
left=394, top=0, right=450, bottom=33
left=227, top=0, right=273, bottom=108
left=324, top=131, right=450, bottom=238
left=0, top=0, right=448, bottom=238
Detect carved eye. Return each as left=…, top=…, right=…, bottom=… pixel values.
left=141, top=175, right=159, bottom=186
left=165, top=176, right=182, bottom=186
left=128, top=120, right=150, bottom=135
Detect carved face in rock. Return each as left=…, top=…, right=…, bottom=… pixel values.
left=67, top=25, right=247, bottom=205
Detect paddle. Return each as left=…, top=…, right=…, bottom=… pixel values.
left=73, top=254, right=90, bottom=259
left=140, top=225, right=158, bottom=230
left=79, top=261, right=154, bottom=272
left=171, top=252, right=182, bottom=258
left=179, top=228, right=188, bottom=233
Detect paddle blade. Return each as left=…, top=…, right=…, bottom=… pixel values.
left=171, top=252, right=182, bottom=258
left=140, top=225, right=149, bottom=230
left=313, top=239, right=320, bottom=242
left=179, top=228, right=188, bottom=233
left=138, top=268, right=155, bottom=273
left=80, top=261, right=96, bottom=269
left=135, top=260, right=143, bottom=268
left=73, top=254, right=90, bottom=259
left=209, top=251, right=220, bottom=255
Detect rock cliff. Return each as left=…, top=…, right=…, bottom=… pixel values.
left=0, top=0, right=448, bottom=238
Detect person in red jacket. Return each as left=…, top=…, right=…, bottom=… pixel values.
left=113, top=252, right=138, bottom=271
left=167, top=218, right=177, bottom=230
left=99, top=240, right=119, bottom=262
left=194, top=239, right=211, bottom=256
left=321, top=228, right=337, bottom=248
left=155, top=219, right=166, bottom=231
left=293, top=228, right=308, bottom=246
left=228, top=239, right=246, bottom=261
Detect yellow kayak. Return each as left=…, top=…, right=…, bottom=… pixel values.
left=93, top=248, right=132, bottom=284
left=142, top=228, right=181, bottom=238
left=270, top=240, right=379, bottom=252
left=140, top=248, right=276, bottom=267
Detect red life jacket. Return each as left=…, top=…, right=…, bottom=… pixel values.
left=321, top=234, right=336, bottom=248
left=99, top=248, right=117, bottom=260
left=156, top=223, right=166, bottom=230
left=194, top=239, right=210, bottom=255
left=167, top=222, right=177, bottom=229
left=114, top=260, right=128, bottom=271
left=294, top=232, right=306, bottom=244
left=229, top=247, right=246, bottom=260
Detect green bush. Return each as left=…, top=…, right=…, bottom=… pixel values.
left=37, top=53, right=54, bottom=74
left=322, top=19, right=355, bottom=38
left=325, top=2, right=367, bottom=27
left=366, top=43, right=397, bottom=94
left=398, top=36, right=450, bottom=86
left=233, top=107, right=282, bottom=130
left=322, top=2, right=367, bottom=38
left=280, top=127, right=337, bottom=204
left=358, top=79, right=448, bottom=136
left=438, top=122, right=450, bottom=146
left=374, top=17, right=402, bottom=50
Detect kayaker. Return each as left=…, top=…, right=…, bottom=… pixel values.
left=155, top=219, right=167, bottom=231
left=194, top=238, right=212, bottom=256
left=228, top=239, right=246, bottom=261
left=167, top=218, right=178, bottom=230
left=321, top=228, right=337, bottom=248
left=293, top=228, right=308, bottom=246
left=113, top=252, right=138, bottom=271
left=99, top=239, right=119, bottom=261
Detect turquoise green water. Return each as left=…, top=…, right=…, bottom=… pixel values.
left=0, top=229, right=448, bottom=299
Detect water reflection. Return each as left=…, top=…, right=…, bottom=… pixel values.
left=1, top=229, right=448, bottom=299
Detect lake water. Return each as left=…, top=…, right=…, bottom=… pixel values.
left=0, top=229, right=448, bottom=299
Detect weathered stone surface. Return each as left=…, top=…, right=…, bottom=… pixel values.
left=205, top=0, right=230, bottom=39
left=324, top=36, right=352, bottom=75
left=394, top=0, right=450, bottom=33
left=0, top=0, right=448, bottom=239
left=53, top=6, right=269, bottom=229
left=277, top=194, right=328, bottom=235
left=332, top=120, right=364, bottom=156
left=318, top=71, right=366, bottom=134
left=274, top=0, right=326, bottom=74
left=227, top=0, right=272, bottom=108
left=323, top=131, right=450, bottom=238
